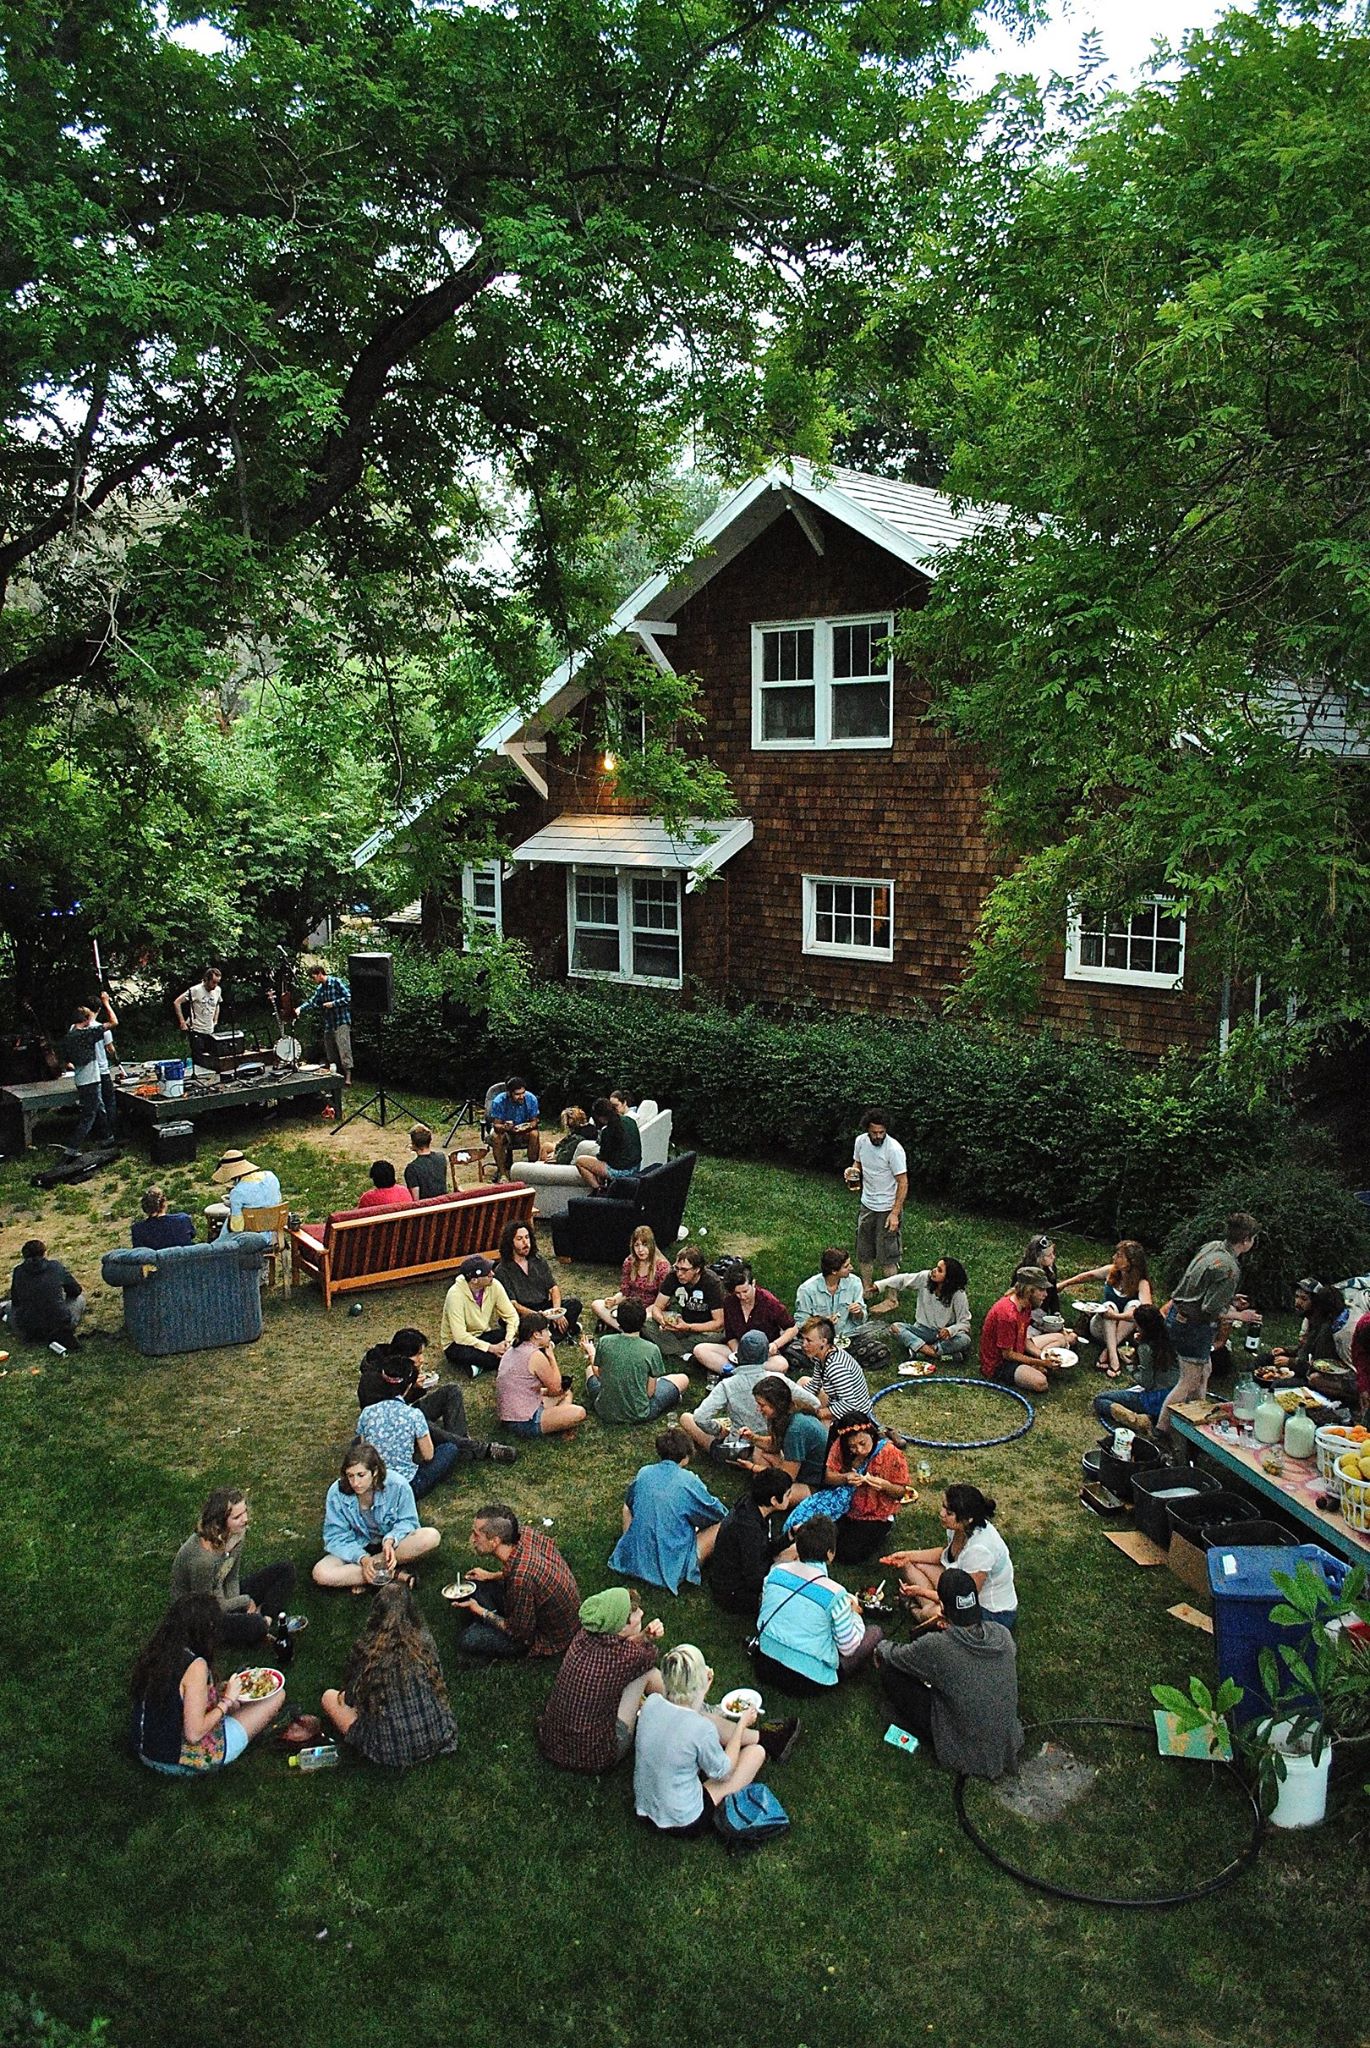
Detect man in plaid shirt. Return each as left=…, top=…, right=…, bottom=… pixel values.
left=297, top=963, right=353, bottom=1084
left=456, top=1504, right=581, bottom=1661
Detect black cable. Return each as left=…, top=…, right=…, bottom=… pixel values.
left=953, top=1718, right=1264, bottom=1910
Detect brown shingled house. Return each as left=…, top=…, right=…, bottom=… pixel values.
left=404, top=461, right=1240, bottom=1058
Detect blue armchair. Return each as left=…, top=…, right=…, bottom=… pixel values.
left=101, top=1232, right=276, bottom=1356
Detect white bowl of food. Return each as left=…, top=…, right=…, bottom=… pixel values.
left=719, top=1686, right=763, bottom=1721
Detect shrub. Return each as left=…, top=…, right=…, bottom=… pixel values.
left=1161, top=1164, right=1370, bottom=1311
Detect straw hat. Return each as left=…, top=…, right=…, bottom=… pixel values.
left=211, top=1149, right=261, bottom=1185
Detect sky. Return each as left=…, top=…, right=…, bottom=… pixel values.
left=961, top=0, right=1246, bottom=88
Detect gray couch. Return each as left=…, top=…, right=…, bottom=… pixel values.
left=101, top=1232, right=276, bottom=1356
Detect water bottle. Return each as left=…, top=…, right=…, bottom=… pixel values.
left=288, top=1745, right=340, bottom=1772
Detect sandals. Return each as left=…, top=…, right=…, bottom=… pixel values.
left=278, top=1713, right=324, bottom=1748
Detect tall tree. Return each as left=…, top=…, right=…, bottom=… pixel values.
left=866, top=0, right=1370, bottom=1047
left=0, top=0, right=989, bottom=740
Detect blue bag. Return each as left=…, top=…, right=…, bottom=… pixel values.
left=713, top=1781, right=790, bottom=1850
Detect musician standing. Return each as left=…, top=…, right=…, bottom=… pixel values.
left=173, top=966, right=223, bottom=1070
left=296, top=962, right=353, bottom=1086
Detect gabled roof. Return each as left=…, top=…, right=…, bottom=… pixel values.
left=352, top=457, right=1003, bottom=864
left=479, top=456, right=1003, bottom=755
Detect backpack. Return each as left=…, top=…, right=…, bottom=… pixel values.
left=713, top=1781, right=790, bottom=1851
left=708, top=1253, right=748, bottom=1291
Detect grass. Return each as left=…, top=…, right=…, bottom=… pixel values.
left=0, top=1097, right=1364, bottom=2048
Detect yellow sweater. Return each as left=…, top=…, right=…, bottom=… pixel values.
left=440, top=1275, right=519, bottom=1352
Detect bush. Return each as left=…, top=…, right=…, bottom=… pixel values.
left=1161, top=1164, right=1370, bottom=1311
left=378, top=954, right=1313, bottom=1243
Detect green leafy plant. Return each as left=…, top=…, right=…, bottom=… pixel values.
left=1150, top=1674, right=1244, bottom=1759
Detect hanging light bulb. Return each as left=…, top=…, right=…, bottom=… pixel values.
left=603, top=750, right=617, bottom=773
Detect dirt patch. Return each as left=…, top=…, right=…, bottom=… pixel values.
left=993, top=1740, right=1099, bottom=1821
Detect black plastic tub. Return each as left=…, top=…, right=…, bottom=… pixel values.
left=1130, top=1466, right=1223, bottom=1550
left=1168, top=1491, right=1261, bottom=1545
left=1199, top=1518, right=1298, bottom=1553
left=1097, top=1431, right=1167, bottom=1503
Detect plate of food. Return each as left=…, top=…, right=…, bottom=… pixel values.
left=719, top=1686, right=763, bottom=1721
left=234, top=1666, right=285, bottom=1702
left=442, top=1578, right=478, bottom=1603
left=1051, top=1348, right=1079, bottom=1370
left=1256, top=1365, right=1295, bottom=1385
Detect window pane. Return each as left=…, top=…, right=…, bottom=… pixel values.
left=1103, top=930, right=1129, bottom=969
left=572, top=929, right=620, bottom=974
left=761, top=627, right=814, bottom=684
left=574, top=872, right=617, bottom=926
left=831, top=679, right=890, bottom=740
left=632, top=933, right=680, bottom=981
left=832, top=621, right=890, bottom=680
left=1154, top=940, right=1182, bottom=976
left=1129, top=933, right=1155, bottom=972
left=761, top=685, right=816, bottom=741
left=631, top=877, right=679, bottom=932
left=1156, top=911, right=1182, bottom=943
left=1078, top=932, right=1103, bottom=967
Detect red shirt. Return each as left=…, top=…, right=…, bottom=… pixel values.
left=979, top=1292, right=1029, bottom=1378
left=824, top=1438, right=909, bottom=1520
left=723, top=1286, right=792, bottom=1346
left=503, top=1527, right=581, bottom=1657
left=356, top=1185, right=417, bottom=1212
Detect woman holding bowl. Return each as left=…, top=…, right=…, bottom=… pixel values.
left=883, top=1483, right=1018, bottom=1631
left=312, top=1441, right=442, bottom=1592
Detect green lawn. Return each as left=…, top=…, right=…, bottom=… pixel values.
left=0, top=1107, right=1361, bottom=2048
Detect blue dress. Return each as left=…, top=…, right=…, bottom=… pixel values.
left=609, top=1461, right=726, bottom=1594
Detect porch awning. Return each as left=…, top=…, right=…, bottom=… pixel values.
left=509, top=814, right=754, bottom=893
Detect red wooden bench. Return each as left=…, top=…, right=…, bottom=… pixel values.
left=289, top=1183, right=535, bottom=1309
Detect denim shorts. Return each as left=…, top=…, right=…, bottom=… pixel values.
left=1165, top=1307, right=1214, bottom=1363
left=139, top=1715, right=248, bottom=1776
left=501, top=1411, right=544, bottom=1439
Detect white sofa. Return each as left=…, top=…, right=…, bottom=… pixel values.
left=518, top=1100, right=673, bottom=1220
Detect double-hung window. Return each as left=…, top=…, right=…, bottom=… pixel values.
left=803, top=876, right=895, bottom=962
left=1065, top=898, right=1185, bottom=989
left=568, top=868, right=682, bottom=987
left=753, top=614, right=893, bottom=749
left=461, top=860, right=503, bottom=935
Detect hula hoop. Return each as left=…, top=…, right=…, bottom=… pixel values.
left=953, top=1718, right=1264, bottom=1910
left=870, top=1376, right=1035, bottom=1450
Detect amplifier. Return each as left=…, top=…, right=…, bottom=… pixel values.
left=150, top=1120, right=197, bottom=1166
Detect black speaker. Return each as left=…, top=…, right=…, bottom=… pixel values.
left=348, top=952, right=393, bottom=1017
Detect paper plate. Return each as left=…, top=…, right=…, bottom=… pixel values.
left=719, top=1686, right=763, bottom=1721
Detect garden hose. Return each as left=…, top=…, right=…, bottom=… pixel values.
left=870, top=1375, right=1036, bottom=1450
left=953, top=1718, right=1264, bottom=1910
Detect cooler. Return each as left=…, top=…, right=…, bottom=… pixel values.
left=1207, top=1543, right=1348, bottom=1723
left=150, top=1120, right=197, bottom=1166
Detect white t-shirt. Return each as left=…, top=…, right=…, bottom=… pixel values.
left=181, top=981, right=222, bottom=1033
left=853, top=1131, right=907, bottom=1213
left=941, top=1521, right=1016, bottom=1615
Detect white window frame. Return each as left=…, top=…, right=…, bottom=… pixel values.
left=1064, top=896, right=1186, bottom=990
left=461, top=860, right=503, bottom=935
left=566, top=866, right=682, bottom=989
left=802, top=874, right=896, bottom=962
left=751, top=613, right=894, bottom=751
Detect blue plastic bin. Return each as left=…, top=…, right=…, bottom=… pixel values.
left=1207, top=1543, right=1348, bottom=1723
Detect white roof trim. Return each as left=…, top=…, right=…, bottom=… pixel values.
left=511, top=813, right=753, bottom=892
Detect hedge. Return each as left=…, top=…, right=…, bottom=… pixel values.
left=375, top=946, right=1294, bottom=1246
left=1161, top=1164, right=1370, bottom=1312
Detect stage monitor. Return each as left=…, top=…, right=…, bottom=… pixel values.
left=348, top=952, right=393, bottom=1018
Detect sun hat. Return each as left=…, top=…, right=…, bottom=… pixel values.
left=211, top=1149, right=261, bottom=1185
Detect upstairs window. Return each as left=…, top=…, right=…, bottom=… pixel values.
left=753, top=615, right=893, bottom=749
left=461, top=860, right=503, bottom=935
left=1065, top=898, right=1185, bottom=989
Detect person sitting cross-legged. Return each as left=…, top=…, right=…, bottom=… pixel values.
left=494, top=1219, right=581, bottom=1341
left=753, top=1514, right=883, bottom=1697
left=818, top=1412, right=910, bottom=1565
left=312, top=1441, right=442, bottom=1592
left=453, top=1503, right=581, bottom=1662
left=440, top=1255, right=519, bottom=1379
left=691, top=1263, right=799, bottom=1379
left=643, top=1243, right=726, bottom=1365
left=6, top=1237, right=86, bottom=1352
left=634, top=1644, right=794, bottom=1840
left=704, top=1468, right=792, bottom=1618
left=320, top=1581, right=459, bottom=1769
left=737, top=1374, right=830, bottom=1511
left=678, top=1330, right=820, bottom=1460
left=977, top=1267, right=1051, bottom=1395
left=868, top=1257, right=973, bottom=1367
left=536, top=1587, right=666, bottom=1774
left=795, top=1315, right=873, bottom=1422
left=355, top=1159, right=415, bottom=1212
left=582, top=1298, right=691, bottom=1423
left=609, top=1428, right=727, bottom=1595
left=874, top=1567, right=1024, bottom=1781
left=495, top=1314, right=588, bottom=1441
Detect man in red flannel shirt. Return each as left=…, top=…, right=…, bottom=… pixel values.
left=978, top=1267, right=1051, bottom=1395
left=456, top=1503, right=581, bottom=1661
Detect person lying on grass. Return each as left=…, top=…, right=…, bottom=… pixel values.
left=321, top=1581, right=459, bottom=1769
left=131, top=1593, right=283, bottom=1777
left=608, top=1427, right=727, bottom=1594
left=312, top=1440, right=442, bottom=1593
